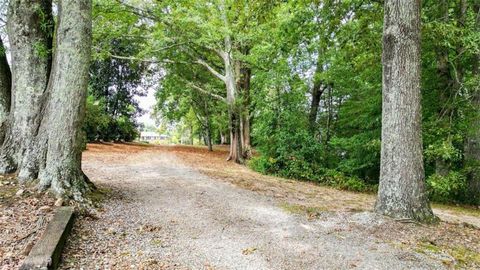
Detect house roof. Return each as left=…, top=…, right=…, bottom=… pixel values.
left=140, top=131, right=160, bottom=137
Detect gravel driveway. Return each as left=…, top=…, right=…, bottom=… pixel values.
left=60, top=146, right=445, bottom=270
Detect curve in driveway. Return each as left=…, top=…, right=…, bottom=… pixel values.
left=60, top=146, right=445, bottom=269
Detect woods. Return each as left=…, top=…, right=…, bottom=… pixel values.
left=1, top=1, right=480, bottom=269
left=0, top=0, right=479, bottom=213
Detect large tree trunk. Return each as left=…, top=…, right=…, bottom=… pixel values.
left=227, top=108, right=243, bottom=163
left=206, top=124, right=213, bottom=152
left=189, top=124, right=194, bottom=145
left=0, top=0, right=53, bottom=175
left=465, top=2, right=480, bottom=203
left=0, top=37, right=11, bottom=144
left=241, top=114, right=250, bottom=155
left=375, top=0, right=436, bottom=222
left=236, top=57, right=252, bottom=158
left=224, top=46, right=243, bottom=163
left=33, top=0, right=92, bottom=200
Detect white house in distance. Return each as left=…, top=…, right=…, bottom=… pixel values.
left=139, top=131, right=169, bottom=142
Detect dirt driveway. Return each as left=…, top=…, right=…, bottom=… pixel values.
left=59, top=144, right=479, bottom=269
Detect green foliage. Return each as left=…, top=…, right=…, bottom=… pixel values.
left=33, top=42, right=50, bottom=58
left=116, top=116, right=140, bottom=142
left=87, top=0, right=480, bottom=205
left=84, top=95, right=110, bottom=141
left=427, top=172, right=468, bottom=203
left=319, top=170, right=375, bottom=193
left=84, top=95, right=139, bottom=142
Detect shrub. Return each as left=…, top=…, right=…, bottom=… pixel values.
left=427, top=171, right=468, bottom=203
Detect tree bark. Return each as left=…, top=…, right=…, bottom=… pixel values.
left=220, top=131, right=227, bottom=145
left=0, top=37, right=11, bottom=144
left=236, top=57, right=252, bottom=158
left=34, top=0, right=92, bottom=200
left=223, top=47, right=243, bottom=162
left=0, top=0, right=53, bottom=174
left=204, top=100, right=213, bottom=152
left=189, top=124, right=194, bottom=145
left=217, top=0, right=242, bottom=164
left=465, top=2, right=480, bottom=203
left=308, top=57, right=325, bottom=132
left=375, top=0, right=436, bottom=222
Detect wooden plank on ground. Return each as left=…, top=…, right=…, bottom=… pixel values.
left=20, top=206, right=75, bottom=270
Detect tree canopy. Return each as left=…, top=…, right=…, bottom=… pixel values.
left=84, top=0, right=480, bottom=206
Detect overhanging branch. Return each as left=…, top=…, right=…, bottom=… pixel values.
left=195, top=59, right=226, bottom=82
left=109, top=54, right=190, bottom=65
left=188, top=83, right=226, bottom=102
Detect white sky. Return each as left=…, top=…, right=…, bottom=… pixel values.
left=135, top=87, right=157, bottom=126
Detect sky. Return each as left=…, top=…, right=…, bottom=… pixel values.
left=136, top=87, right=157, bottom=127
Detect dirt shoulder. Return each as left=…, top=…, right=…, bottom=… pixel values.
left=165, top=144, right=480, bottom=224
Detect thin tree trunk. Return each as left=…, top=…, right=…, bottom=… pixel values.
left=189, top=124, right=194, bottom=145
left=308, top=56, right=325, bottom=132
left=375, top=0, right=436, bottom=222
left=465, top=2, right=480, bottom=202
left=35, top=0, right=92, bottom=200
left=220, top=131, right=226, bottom=145
left=325, top=85, right=333, bottom=144
left=204, top=100, right=213, bottom=152
left=241, top=114, right=250, bottom=155
left=0, top=0, right=53, bottom=175
left=0, top=37, right=11, bottom=144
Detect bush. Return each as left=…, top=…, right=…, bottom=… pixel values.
left=84, top=96, right=110, bottom=141
left=319, top=169, right=376, bottom=192
left=249, top=156, right=375, bottom=193
left=84, top=95, right=140, bottom=142
left=427, top=171, right=468, bottom=203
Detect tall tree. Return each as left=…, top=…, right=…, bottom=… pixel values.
left=1, top=0, right=93, bottom=200
left=375, top=0, right=436, bottom=221
left=0, top=0, right=53, bottom=174
left=465, top=2, right=480, bottom=203
left=35, top=0, right=92, bottom=199
left=0, top=37, right=11, bottom=143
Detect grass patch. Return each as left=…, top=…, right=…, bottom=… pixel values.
left=449, top=246, right=480, bottom=268
left=416, top=241, right=480, bottom=269
left=279, top=202, right=328, bottom=218
left=432, top=203, right=480, bottom=218
left=87, top=186, right=113, bottom=206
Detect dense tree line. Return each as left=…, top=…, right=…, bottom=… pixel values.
left=91, top=0, right=479, bottom=214
left=0, top=0, right=478, bottom=219
left=84, top=40, right=150, bottom=142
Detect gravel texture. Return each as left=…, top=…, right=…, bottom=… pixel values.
left=59, top=144, right=448, bottom=270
